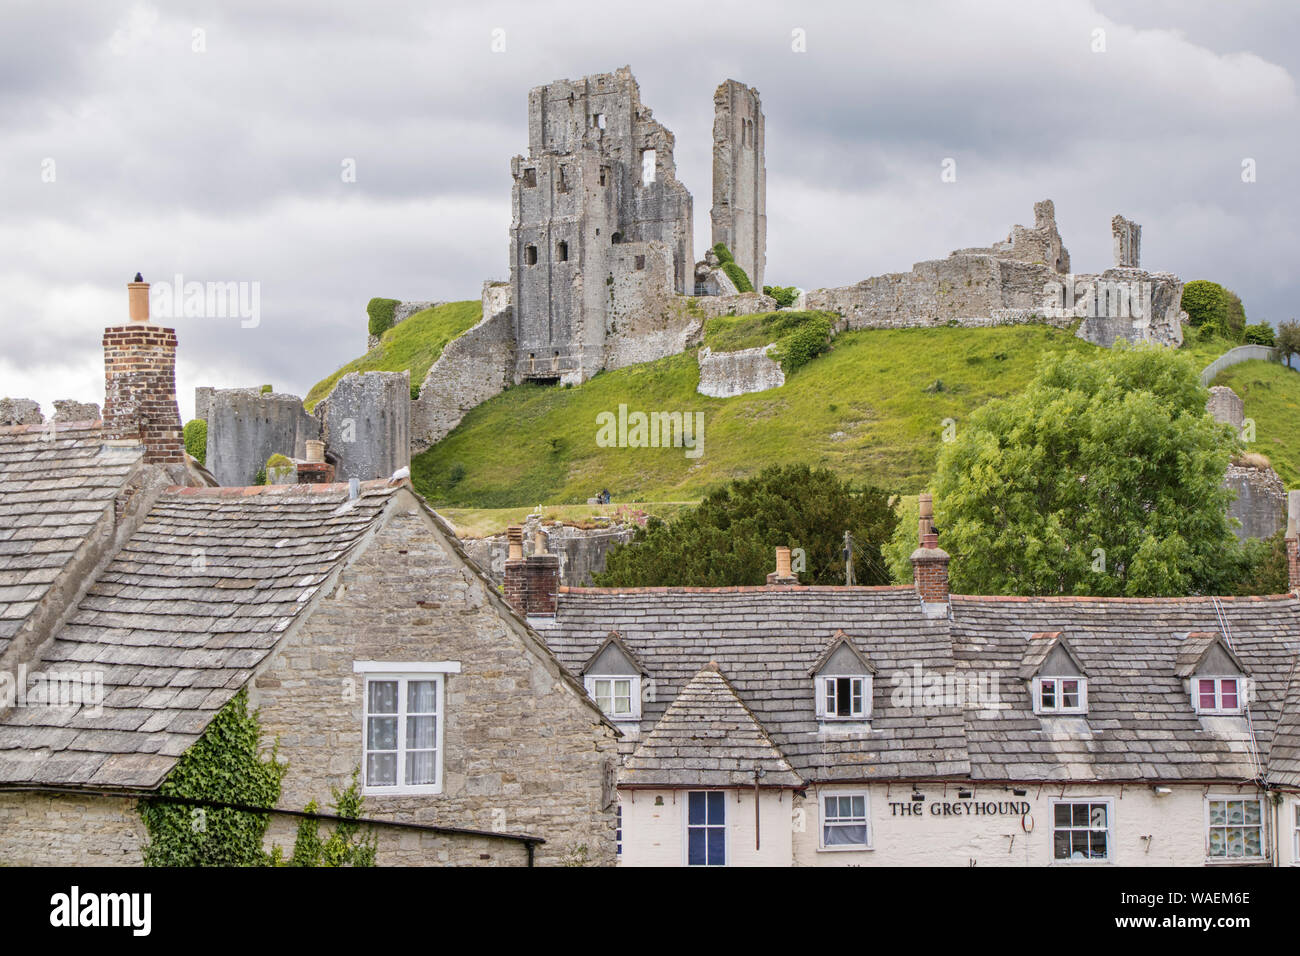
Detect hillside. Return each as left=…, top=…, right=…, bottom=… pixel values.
left=304, top=300, right=480, bottom=410
left=1212, top=359, right=1300, bottom=486
left=410, top=323, right=1101, bottom=507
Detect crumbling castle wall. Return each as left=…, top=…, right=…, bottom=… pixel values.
left=1225, top=464, right=1286, bottom=541
left=1112, top=215, right=1141, bottom=268
left=806, top=202, right=1184, bottom=347
left=411, top=283, right=516, bottom=452
left=205, top=389, right=321, bottom=487
left=367, top=301, right=443, bottom=351
left=697, top=344, right=785, bottom=398
left=1207, top=386, right=1246, bottom=431
left=314, top=371, right=410, bottom=482
left=711, top=80, right=766, bottom=291
left=462, top=520, right=637, bottom=587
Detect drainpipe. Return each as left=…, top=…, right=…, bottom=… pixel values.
left=753, top=767, right=764, bottom=851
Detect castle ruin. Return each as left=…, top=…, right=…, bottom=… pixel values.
left=710, top=79, right=766, bottom=292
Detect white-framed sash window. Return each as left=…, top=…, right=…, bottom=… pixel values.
left=360, top=672, right=445, bottom=795
left=1050, top=799, right=1113, bottom=862
left=820, top=792, right=871, bottom=850
left=1205, top=795, right=1265, bottom=861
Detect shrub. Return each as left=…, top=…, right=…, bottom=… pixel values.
left=763, top=285, right=799, bottom=309
left=266, top=453, right=292, bottom=469
left=183, top=419, right=207, bottom=464
left=254, top=467, right=267, bottom=486
left=712, top=242, right=753, bottom=292
left=448, top=462, right=467, bottom=486
left=367, top=297, right=400, bottom=339
left=773, top=316, right=833, bottom=374
left=410, top=383, right=421, bottom=401
left=260, top=384, right=273, bottom=394
left=1243, top=323, right=1276, bottom=347
left=1181, top=280, right=1241, bottom=341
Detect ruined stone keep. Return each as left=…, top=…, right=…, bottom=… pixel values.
left=509, top=67, right=694, bottom=385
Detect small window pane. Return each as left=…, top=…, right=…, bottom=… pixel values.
left=1199, top=680, right=1217, bottom=710
left=408, top=680, right=436, bottom=713
left=406, top=750, right=437, bottom=786
left=687, top=827, right=706, bottom=865
left=688, top=791, right=706, bottom=826
left=367, top=716, right=397, bottom=750
left=367, top=752, right=396, bottom=787
left=707, top=791, right=724, bottom=823
left=1221, top=680, right=1239, bottom=709
left=706, top=827, right=726, bottom=865
left=1041, top=679, right=1056, bottom=709
left=368, top=680, right=397, bottom=714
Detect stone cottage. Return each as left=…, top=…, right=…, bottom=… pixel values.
left=0, top=279, right=620, bottom=866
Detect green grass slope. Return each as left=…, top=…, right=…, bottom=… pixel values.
left=411, top=323, right=1099, bottom=507
left=1212, top=359, right=1300, bottom=486
left=304, top=300, right=481, bottom=411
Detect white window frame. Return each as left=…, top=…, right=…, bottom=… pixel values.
left=815, top=674, right=872, bottom=720
left=1204, top=794, right=1266, bottom=862
left=583, top=674, right=641, bottom=720
left=358, top=670, right=446, bottom=796
left=1049, top=797, right=1114, bottom=864
left=818, top=790, right=872, bottom=851
left=1193, top=676, right=1245, bottom=715
left=1034, top=676, right=1087, bottom=715
left=683, top=790, right=728, bottom=867
left=1293, top=800, right=1300, bottom=866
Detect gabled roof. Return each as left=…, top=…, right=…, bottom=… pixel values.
left=1268, top=660, right=1300, bottom=788
left=622, top=662, right=801, bottom=788
left=808, top=629, right=877, bottom=676
left=581, top=630, right=647, bottom=676
left=0, top=480, right=401, bottom=790
left=1174, top=631, right=1249, bottom=678
left=0, top=424, right=141, bottom=658
left=1017, top=631, right=1087, bottom=680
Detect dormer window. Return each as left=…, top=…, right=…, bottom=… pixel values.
left=581, top=631, right=646, bottom=722
left=1035, top=676, right=1086, bottom=715
left=1020, top=632, right=1088, bottom=717
left=811, top=631, right=876, bottom=722
left=1195, top=677, right=1243, bottom=715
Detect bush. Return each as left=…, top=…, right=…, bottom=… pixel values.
left=266, top=453, right=292, bottom=469
left=773, top=315, right=833, bottom=374
left=367, top=297, right=400, bottom=339
left=1181, top=280, right=1245, bottom=341
left=183, top=419, right=207, bottom=465
left=1243, top=323, right=1276, bottom=347
left=763, top=285, right=799, bottom=309
left=410, top=383, right=421, bottom=401
left=1276, top=320, right=1300, bottom=368
left=260, top=384, right=272, bottom=394
left=712, top=243, right=753, bottom=293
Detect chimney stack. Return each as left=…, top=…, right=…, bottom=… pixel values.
left=766, top=545, right=799, bottom=585
left=296, top=439, right=336, bottom=484
left=504, top=526, right=528, bottom=614
left=910, top=493, right=950, bottom=613
left=102, top=275, right=185, bottom=464
left=1287, top=491, right=1300, bottom=594
left=525, top=530, right=560, bottom=617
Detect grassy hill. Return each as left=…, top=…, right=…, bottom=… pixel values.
left=410, top=322, right=1102, bottom=507
left=1212, top=359, right=1300, bottom=486
left=304, top=300, right=480, bottom=410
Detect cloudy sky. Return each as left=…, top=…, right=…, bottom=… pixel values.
left=3, top=0, right=1296, bottom=420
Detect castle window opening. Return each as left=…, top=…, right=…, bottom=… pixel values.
left=552, top=351, right=559, bottom=370
left=525, top=245, right=538, bottom=266
left=611, top=232, right=622, bottom=245
left=557, top=240, right=569, bottom=262
left=522, top=168, right=537, bottom=188
left=558, top=166, right=569, bottom=193
left=592, top=113, right=606, bottom=130
left=599, top=166, right=609, bottom=187
left=529, top=353, right=536, bottom=372
left=640, top=149, right=656, bottom=185
left=634, top=255, right=645, bottom=271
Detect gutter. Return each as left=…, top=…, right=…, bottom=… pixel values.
left=0, top=785, right=545, bottom=866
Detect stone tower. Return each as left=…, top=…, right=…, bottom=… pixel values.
left=710, top=79, right=766, bottom=291
left=508, top=67, right=693, bottom=385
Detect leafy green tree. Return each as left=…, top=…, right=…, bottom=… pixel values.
left=1181, top=280, right=1231, bottom=338
left=1277, top=319, right=1300, bottom=369
left=140, top=690, right=285, bottom=866
left=1227, top=530, right=1289, bottom=596
left=1243, top=323, right=1275, bottom=347
left=931, top=345, right=1243, bottom=596
left=594, top=464, right=898, bottom=586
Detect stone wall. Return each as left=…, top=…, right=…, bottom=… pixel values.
left=205, top=388, right=321, bottom=487
left=315, top=372, right=410, bottom=482
left=711, top=79, right=766, bottom=291
left=697, top=344, right=785, bottom=398
left=1225, top=464, right=1286, bottom=540
left=0, top=398, right=43, bottom=425
left=806, top=203, right=1184, bottom=348
left=1207, top=385, right=1245, bottom=430
left=462, top=521, right=638, bottom=587
left=411, top=283, right=515, bottom=453
left=250, top=497, right=620, bottom=866
left=53, top=400, right=100, bottom=423
left=0, top=792, right=145, bottom=865
left=1112, top=214, right=1142, bottom=268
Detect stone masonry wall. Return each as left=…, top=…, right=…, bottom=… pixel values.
left=1225, top=464, right=1286, bottom=541
left=0, top=792, right=145, bottom=865
left=205, top=388, right=321, bottom=487
left=250, top=498, right=620, bottom=866
left=697, top=344, right=785, bottom=397
left=411, top=283, right=515, bottom=453
left=462, top=521, right=638, bottom=588
left=315, top=372, right=410, bottom=482
left=711, top=79, right=766, bottom=291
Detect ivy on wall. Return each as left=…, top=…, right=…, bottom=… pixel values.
left=139, top=690, right=376, bottom=867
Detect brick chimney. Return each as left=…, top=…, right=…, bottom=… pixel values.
left=910, top=493, right=950, bottom=613
left=766, top=545, right=800, bottom=585
left=503, top=526, right=527, bottom=613
left=1287, top=491, right=1300, bottom=594
left=525, top=529, right=560, bottom=616
left=296, top=439, right=335, bottom=484
left=102, top=274, right=185, bottom=464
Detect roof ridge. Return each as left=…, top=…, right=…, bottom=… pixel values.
left=165, top=478, right=403, bottom=497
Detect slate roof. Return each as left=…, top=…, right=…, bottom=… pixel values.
left=0, top=481, right=399, bottom=790
left=547, top=586, right=1300, bottom=787
left=0, top=424, right=141, bottom=657
left=622, top=662, right=801, bottom=788
left=545, top=586, right=969, bottom=783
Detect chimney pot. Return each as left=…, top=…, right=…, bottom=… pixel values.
left=304, top=439, right=325, bottom=463
left=507, top=525, right=524, bottom=561
left=127, top=276, right=150, bottom=323
left=766, top=545, right=800, bottom=585
left=911, top=492, right=950, bottom=611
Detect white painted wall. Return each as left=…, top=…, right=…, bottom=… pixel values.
left=618, top=789, right=792, bottom=867
left=617, top=783, right=1297, bottom=866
